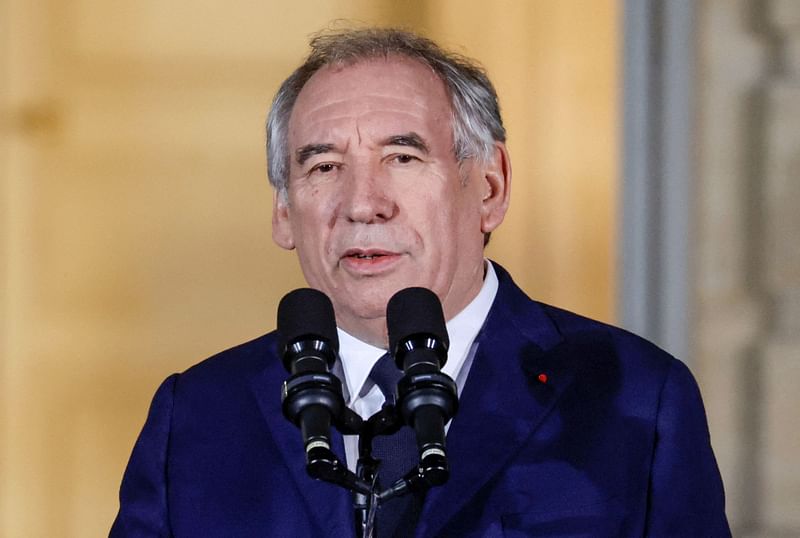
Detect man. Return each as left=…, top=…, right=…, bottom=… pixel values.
left=112, top=28, right=730, bottom=537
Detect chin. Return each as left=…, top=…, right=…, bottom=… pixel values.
left=333, top=283, right=402, bottom=320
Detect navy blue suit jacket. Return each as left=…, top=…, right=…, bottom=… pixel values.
left=111, top=264, right=730, bottom=536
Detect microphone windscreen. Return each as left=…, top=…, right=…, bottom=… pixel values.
left=277, top=288, right=339, bottom=352
left=386, top=287, right=449, bottom=354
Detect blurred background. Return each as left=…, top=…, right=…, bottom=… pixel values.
left=0, top=0, right=797, bottom=536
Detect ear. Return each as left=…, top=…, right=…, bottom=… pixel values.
left=272, top=189, right=296, bottom=250
left=479, top=141, right=511, bottom=234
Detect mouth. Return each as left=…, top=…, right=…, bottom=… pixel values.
left=340, top=248, right=403, bottom=274
left=342, top=248, right=396, bottom=259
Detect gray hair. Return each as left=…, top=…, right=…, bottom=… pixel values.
left=265, top=27, right=506, bottom=196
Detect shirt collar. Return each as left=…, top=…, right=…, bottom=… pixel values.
left=337, top=327, right=386, bottom=405
left=337, top=261, right=499, bottom=404
left=441, top=260, right=498, bottom=380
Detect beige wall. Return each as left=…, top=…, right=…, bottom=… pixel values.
left=0, top=1, right=618, bottom=535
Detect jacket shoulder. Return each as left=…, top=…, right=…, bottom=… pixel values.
left=491, top=260, right=678, bottom=377
left=541, top=302, right=675, bottom=368
left=174, top=331, right=281, bottom=392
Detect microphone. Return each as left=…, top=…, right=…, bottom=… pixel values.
left=386, top=287, right=458, bottom=487
left=277, top=288, right=345, bottom=477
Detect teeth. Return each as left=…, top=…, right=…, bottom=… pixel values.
left=356, top=254, right=375, bottom=259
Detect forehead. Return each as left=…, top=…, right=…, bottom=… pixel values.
left=288, top=56, right=453, bottom=145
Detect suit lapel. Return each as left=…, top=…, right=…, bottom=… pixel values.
left=416, top=264, right=577, bottom=537
left=250, top=351, right=352, bottom=536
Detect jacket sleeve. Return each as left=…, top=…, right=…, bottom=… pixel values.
left=110, top=374, right=179, bottom=538
left=645, top=359, right=731, bottom=536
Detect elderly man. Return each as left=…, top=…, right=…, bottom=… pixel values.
left=112, top=28, right=730, bottom=537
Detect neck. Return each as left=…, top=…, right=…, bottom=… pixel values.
left=336, top=261, right=488, bottom=348
left=338, top=315, right=389, bottom=349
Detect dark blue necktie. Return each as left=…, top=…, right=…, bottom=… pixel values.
left=367, top=353, right=424, bottom=537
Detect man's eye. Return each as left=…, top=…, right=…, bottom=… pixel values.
left=391, top=154, right=419, bottom=164
left=310, top=163, right=338, bottom=174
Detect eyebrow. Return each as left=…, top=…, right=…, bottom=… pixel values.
left=383, top=132, right=430, bottom=154
left=294, top=132, right=429, bottom=165
left=295, top=143, right=335, bottom=165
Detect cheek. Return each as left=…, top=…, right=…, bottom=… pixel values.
left=290, top=186, right=336, bottom=230
left=440, top=192, right=484, bottom=253
left=417, top=205, right=463, bottom=259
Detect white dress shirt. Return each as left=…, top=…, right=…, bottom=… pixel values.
left=336, top=261, right=499, bottom=470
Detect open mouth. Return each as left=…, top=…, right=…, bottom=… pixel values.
left=340, top=249, right=401, bottom=273
left=342, top=248, right=395, bottom=260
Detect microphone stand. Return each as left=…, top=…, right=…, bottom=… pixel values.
left=300, top=406, right=373, bottom=497
left=288, top=383, right=458, bottom=538
left=353, top=405, right=403, bottom=538
left=301, top=401, right=438, bottom=538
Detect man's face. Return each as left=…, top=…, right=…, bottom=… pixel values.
left=273, top=57, right=509, bottom=345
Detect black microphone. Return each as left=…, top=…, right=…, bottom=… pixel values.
left=277, top=288, right=345, bottom=477
left=386, top=287, right=458, bottom=487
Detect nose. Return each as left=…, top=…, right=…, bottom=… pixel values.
left=339, top=163, right=397, bottom=224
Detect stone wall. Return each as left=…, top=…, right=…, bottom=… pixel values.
left=695, top=1, right=800, bottom=535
